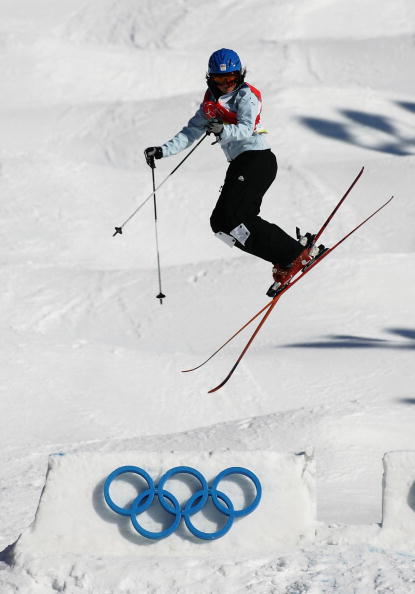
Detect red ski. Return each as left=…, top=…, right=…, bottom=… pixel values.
left=182, top=167, right=394, bottom=393
left=183, top=167, right=365, bottom=374
left=207, top=195, right=393, bottom=392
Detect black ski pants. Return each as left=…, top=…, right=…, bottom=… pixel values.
left=210, top=149, right=303, bottom=267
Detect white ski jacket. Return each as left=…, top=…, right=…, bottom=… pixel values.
left=161, top=83, right=269, bottom=162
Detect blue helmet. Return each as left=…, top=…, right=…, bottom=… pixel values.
left=208, top=48, right=242, bottom=74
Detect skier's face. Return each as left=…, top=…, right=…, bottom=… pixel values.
left=210, top=73, right=238, bottom=93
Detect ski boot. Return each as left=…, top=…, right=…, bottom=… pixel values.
left=266, top=228, right=326, bottom=297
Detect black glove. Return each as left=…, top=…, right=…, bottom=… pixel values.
left=206, top=118, right=224, bottom=137
left=144, top=146, right=163, bottom=167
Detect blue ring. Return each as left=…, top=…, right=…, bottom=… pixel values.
left=157, top=466, right=209, bottom=516
left=210, top=466, right=261, bottom=518
left=104, top=465, right=154, bottom=517
left=104, top=465, right=262, bottom=540
left=183, top=490, right=234, bottom=540
left=130, top=489, right=181, bottom=539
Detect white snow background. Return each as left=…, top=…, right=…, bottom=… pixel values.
left=1, top=0, right=415, bottom=592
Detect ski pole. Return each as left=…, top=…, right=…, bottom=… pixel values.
left=113, top=133, right=208, bottom=237
left=150, top=165, right=166, bottom=305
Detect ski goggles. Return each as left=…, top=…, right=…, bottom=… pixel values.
left=209, top=73, right=239, bottom=85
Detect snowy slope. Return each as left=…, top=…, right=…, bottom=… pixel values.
left=1, top=0, right=415, bottom=592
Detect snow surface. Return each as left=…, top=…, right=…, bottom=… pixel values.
left=1, top=0, right=415, bottom=592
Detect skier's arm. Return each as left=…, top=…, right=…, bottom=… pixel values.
left=161, top=108, right=207, bottom=157
left=219, top=88, right=259, bottom=144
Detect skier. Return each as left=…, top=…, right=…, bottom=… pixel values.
left=144, top=48, right=323, bottom=291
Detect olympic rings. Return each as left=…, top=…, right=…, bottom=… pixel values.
left=104, top=465, right=262, bottom=541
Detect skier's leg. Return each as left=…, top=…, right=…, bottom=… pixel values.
left=210, top=150, right=303, bottom=266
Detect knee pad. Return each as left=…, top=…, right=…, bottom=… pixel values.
left=214, top=231, right=236, bottom=247
left=214, top=223, right=251, bottom=248
left=230, top=223, right=250, bottom=246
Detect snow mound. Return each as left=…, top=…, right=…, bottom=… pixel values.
left=63, top=0, right=415, bottom=48
left=381, top=451, right=415, bottom=547
left=8, top=448, right=415, bottom=573
left=11, top=450, right=316, bottom=563
left=64, top=0, right=187, bottom=48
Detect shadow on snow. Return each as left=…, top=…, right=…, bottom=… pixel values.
left=297, top=101, right=415, bottom=156
left=398, top=398, right=415, bottom=406
left=281, top=328, right=415, bottom=350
